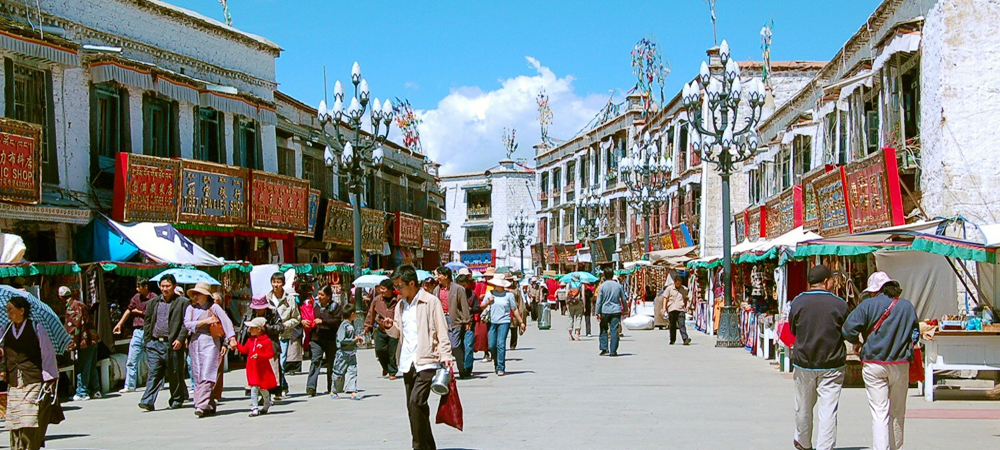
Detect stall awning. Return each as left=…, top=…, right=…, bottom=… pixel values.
left=648, top=246, right=697, bottom=267
left=107, top=218, right=224, bottom=266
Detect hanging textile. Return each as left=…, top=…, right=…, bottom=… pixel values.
left=90, top=61, right=154, bottom=90
left=0, top=29, right=78, bottom=66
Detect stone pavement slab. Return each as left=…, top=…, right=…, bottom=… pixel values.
left=10, top=314, right=1000, bottom=449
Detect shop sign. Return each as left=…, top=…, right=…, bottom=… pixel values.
left=557, top=244, right=575, bottom=263
left=765, top=197, right=781, bottom=239
left=322, top=200, right=353, bottom=245
left=360, top=208, right=386, bottom=253
left=440, top=238, right=452, bottom=258
left=746, top=206, right=763, bottom=241
left=813, top=167, right=851, bottom=236
left=546, top=245, right=559, bottom=264
left=774, top=185, right=804, bottom=237
left=845, top=148, right=905, bottom=233
left=421, top=219, right=439, bottom=251
left=591, top=237, right=614, bottom=264
left=660, top=232, right=676, bottom=250
left=305, top=189, right=321, bottom=236
left=178, top=160, right=248, bottom=227
left=530, top=243, right=542, bottom=267
left=649, top=233, right=663, bottom=252
left=250, top=171, right=309, bottom=232
left=113, top=153, right=180, bottom=223
left=394, top=212, right=422, bottom=248
left=800, top=166, right=833, bottom=232
left=734, top=212, right=746, bottom=242
left=460, top=249, right=496, bottom=271
left=0, top=119, right=42, bottom=205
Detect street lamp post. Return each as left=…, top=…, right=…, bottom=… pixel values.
left=507, top=208, right=535, bottom=273
left=680, top=40, right=766, bottom=347
left=619, top=131, right=671, bottom=255
left=316, top=62, right=394, bottom=330
left=576, top=188, right=609, bottom=241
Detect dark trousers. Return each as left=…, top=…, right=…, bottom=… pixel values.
left=668, top=311, right=690, bottom=344
left=140, top=340, right=188, bottom=408
left=509, top=323, right=519, bottom=349
left=598, top=314, right=621, bottom=355
left=404, top=367, right=436, bottom=450
left=584, top=313, right=592, bottom=335
left=306, top=340, right=336, bottom=393
left=374, top=329, right=399, bottom=375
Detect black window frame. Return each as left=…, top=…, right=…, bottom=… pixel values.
left=194, top=107, right=225, bottom=164
left=234, top=116, right=262, bottom=169
left=142, top=93, right=179, bottom=158
left=5, top=58, right=57, bottom=184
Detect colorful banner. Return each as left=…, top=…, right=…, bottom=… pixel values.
left=660, top=232, right=676, bottom=250
left=676, top=223, right=695, bottom=247
left=306, top=189, right=321, bottom=236
left=734, top=213, right=746, bottom=242
left=321, top=200, right=353, bottom=245
left=421, top=219, right=440, bottom=251
left=746, top=206, right=763, bottom=241
left=530, top=243, right=543, bottom=267
left=546, top=245, right=559, bottom=265
left=394, top=212, right=422, bottom=248
left=360, top=208, right=386, bottom=253
left=113, top=153, right=180, bottom=223
left=0, top=119, right=42, bottom=205
left=845, top=148, right=905, bottom=233
left=774, top=185, right=803, bottom=237
left=250, top=171, right=309, bottom=232
left=813, top=167, right=851, bottom=236
left=801, top=167, right=833, bottom=232
left=460, top=249, right=496, bottom=271
left=178, top=160, right=248, bottom=227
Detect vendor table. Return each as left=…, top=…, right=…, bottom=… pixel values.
left=922, top=330, right=1000, bottom=402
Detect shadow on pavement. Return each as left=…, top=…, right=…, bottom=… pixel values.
left=45, top=433, right=89, bottom=441
left=498, top=370, right=535, bottom=376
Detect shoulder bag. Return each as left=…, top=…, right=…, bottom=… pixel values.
left=208, top=308, right=225, bottom=339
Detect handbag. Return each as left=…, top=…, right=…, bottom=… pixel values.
left=208, top=310, right=225, bottom=339
left=435, top=367, right=463, bottom=431
left=909, top=346, right=924, bottom=383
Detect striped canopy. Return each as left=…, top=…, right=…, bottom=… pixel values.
left=0, top=285, right=71, bottom=353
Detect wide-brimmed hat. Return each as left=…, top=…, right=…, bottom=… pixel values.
left=250, top=295, right=270, bottom=310
left=484, top=266, right=497, bottom=277
left=863, top=272, right=895, bottom=293
left=186, top=282, right=213, bottom=298
left=543, top=270, right=557, bottom=277
left=244, top=317, right=267, bottom=329
left=457, top=268, right=472, bottom=276
left=487, top=275, right=511, bottom=288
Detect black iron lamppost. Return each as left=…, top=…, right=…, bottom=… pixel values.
left=619, top=131, right=670, bottom=255
left=507, top=208, right=535, bottom=273
left=576, top=188, right=608, bottom=241
left=680, top=40, right=766, bottom=347
left=316, top=62, right=394, bottom=328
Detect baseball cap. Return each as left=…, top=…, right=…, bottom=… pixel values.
left=806, top=265, right=833, bottom=285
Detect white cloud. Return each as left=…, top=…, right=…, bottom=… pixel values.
left=413, top=57, right=609, bottom=175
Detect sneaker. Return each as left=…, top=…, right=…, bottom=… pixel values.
left=793, top=440, right=812, bottom=450
left=609, top=353, right=619, bottom=357
left=249, top=408, right=260, bottom=417
left=119, top=387, right=134, bottom=394
left=497, top=371, right=505, bottom=377
left=72, top=394, right=89, bottom=402
left=683, top=338, right=691, bottom=346
left=599, top=350, right=609, bottom=356
left=586, top=333, right=592, bottom=337
left=331, top=393, right=340, bottom=399
left=272, top=395, right=283, bottom=401
left=92, top=391, right=103, bottom=399
left=306, top=389, right=316, bottom=397
left=138, top=402, right=154, bottom=412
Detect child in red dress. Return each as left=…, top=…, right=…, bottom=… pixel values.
left=236, top=317, right=278, bottom=417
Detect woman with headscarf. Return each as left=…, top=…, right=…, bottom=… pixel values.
left=183, top=282, right=237, bottom=417
left=1, top=296, right=60, bottom=450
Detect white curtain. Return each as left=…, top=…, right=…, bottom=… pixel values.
left=874, top=250, right=957, bottom=320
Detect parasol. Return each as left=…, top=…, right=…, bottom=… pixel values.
left=0, top=285, right=72, bottom=353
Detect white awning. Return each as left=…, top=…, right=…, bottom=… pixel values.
left=90, top=61, right=154, bottom=90
left=680, top=172, right=701, bottom=187
left=754, top=145, right=780, bottom=164
left=817, top=101, right=836, bottom=118
left=107, top=219, right=224, bottom=266
left=0, top=29, right=78, bottom=66
left=872, top=32, right=921, bottom=73
left=838, top=75, right=874, bottom=102
left=781, top=125, right=817, bottom=145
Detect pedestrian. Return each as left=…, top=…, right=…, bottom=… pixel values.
left=235, top=317, right=277, bottom=417
left=381, top=264, right=453, bottom=450
left=789, top=265, right=848, bottom=450
left=596, top=267, right=625, bottom=356
left=664, top=274, right=691, bottom=345
left=306, top=284, right=341, bottom=396
left=267, top=272, right=300, bottom=395
left=482, top=274, right=525, bottom=376
left=298, top=280, right=317, bottom=352
left=237, top=295, right=284, bottom=400
left=452, top=271, right=476, bottom=379
left=333, top=309, right=363, bottom=400
left=63, top=286, right=100, bottom=401
left=556, top=282, right=569, bottom=316
left=567, top=275, right=584, bottom=341
left=363, top=279, right=399, bottom=379
left=183, top=282, right=237, bottom=417
left=2, top=295, right=61, bottom=450
left=582, top=282, right=594, bottom=337
left=507, top=272, right=528, bottom=350
left=843, top=272, right=919, bottom=450
left=138, top=274, right=190, bottom=411
left=113, top=278, right=155, bottom=393
left=433, top=267, right=454, bottom=334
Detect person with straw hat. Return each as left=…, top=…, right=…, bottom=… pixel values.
left=481, top=274, right=524, bottom=376
left=183, top=282, right=236, bottom=417
left=506, top=272, right=527, bottom=350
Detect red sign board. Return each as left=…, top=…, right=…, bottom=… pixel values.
left=0, top=120, right=41, bottom=205
left=422, top=219, right=440, bottom=251
left=113, top=153, right=180, bottom=223
left=250, top=171, right=309, bottom=232
left=845, top=148, right=905, bottom=233
left=394, top=212, right=422, bottom=248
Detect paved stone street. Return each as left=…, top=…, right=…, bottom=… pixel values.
left=15, top=314, right=1000, bottom=450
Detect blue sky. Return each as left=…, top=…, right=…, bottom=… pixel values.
left=170, top=0, right=882, bottom=174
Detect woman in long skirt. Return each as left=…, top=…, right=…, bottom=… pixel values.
left=184, top=282, right=236, bottom=417
left=2, top=296, right=60, bottom=450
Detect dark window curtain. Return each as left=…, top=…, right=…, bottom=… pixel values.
left=43, top=69, right=58, bottom=184
left=170, top=101, right=180, bottom=158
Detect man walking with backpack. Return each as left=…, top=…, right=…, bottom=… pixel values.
left=789, top=265, right=847, bottom=450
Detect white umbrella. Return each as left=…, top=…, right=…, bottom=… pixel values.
left=353, top=274, right=388, bottom=290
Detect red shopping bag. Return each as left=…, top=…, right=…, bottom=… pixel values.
left=909, top=347, right=924, bottom=384
left=776, top=320, right=796, bottom=347
left=435, top=369, right=463, bottom=431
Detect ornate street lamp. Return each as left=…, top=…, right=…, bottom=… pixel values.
left=316, top=62, right=394, bottom=329
left=680, top=40, right=767, bottom=347
left=506, top=208, right=535, bottom=273
left=576, top=188, right=609, bottom=241
left=619, top=130, right=671, bottom=255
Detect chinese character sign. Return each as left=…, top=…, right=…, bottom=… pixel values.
left=394, top=212, right=422, bottom=248
left=114, top=153, right=180, bottom=223
left=322, top=200, right=353, bottom=245
left=813, top=167, right=851, bottom=236
left=250, top=171, right=309, bottom=232
left=178, top=161, right=248, bottom=226
left=0, top=121, right=41, bottom=205
left=845, top=148, right=905, bottom=233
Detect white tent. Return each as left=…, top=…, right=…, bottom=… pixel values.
left=107, top=219, right=223, bottom=266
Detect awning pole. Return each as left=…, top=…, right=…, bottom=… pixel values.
left=944, top=256, right=980, bottom=307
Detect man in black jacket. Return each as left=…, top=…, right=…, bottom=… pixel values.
left=789, top=265, right=847, bottom=450
left=139, top=274, right=190, bottom=411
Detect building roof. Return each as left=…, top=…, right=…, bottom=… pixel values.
left=440, top=160, right=536, bottom=180
left=143, top=0, right=281, bottom=53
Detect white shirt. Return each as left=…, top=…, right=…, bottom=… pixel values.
left=397, top=296, right=438, bottom=376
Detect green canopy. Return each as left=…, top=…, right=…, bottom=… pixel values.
left=0, top=262, right=81, bottom=278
